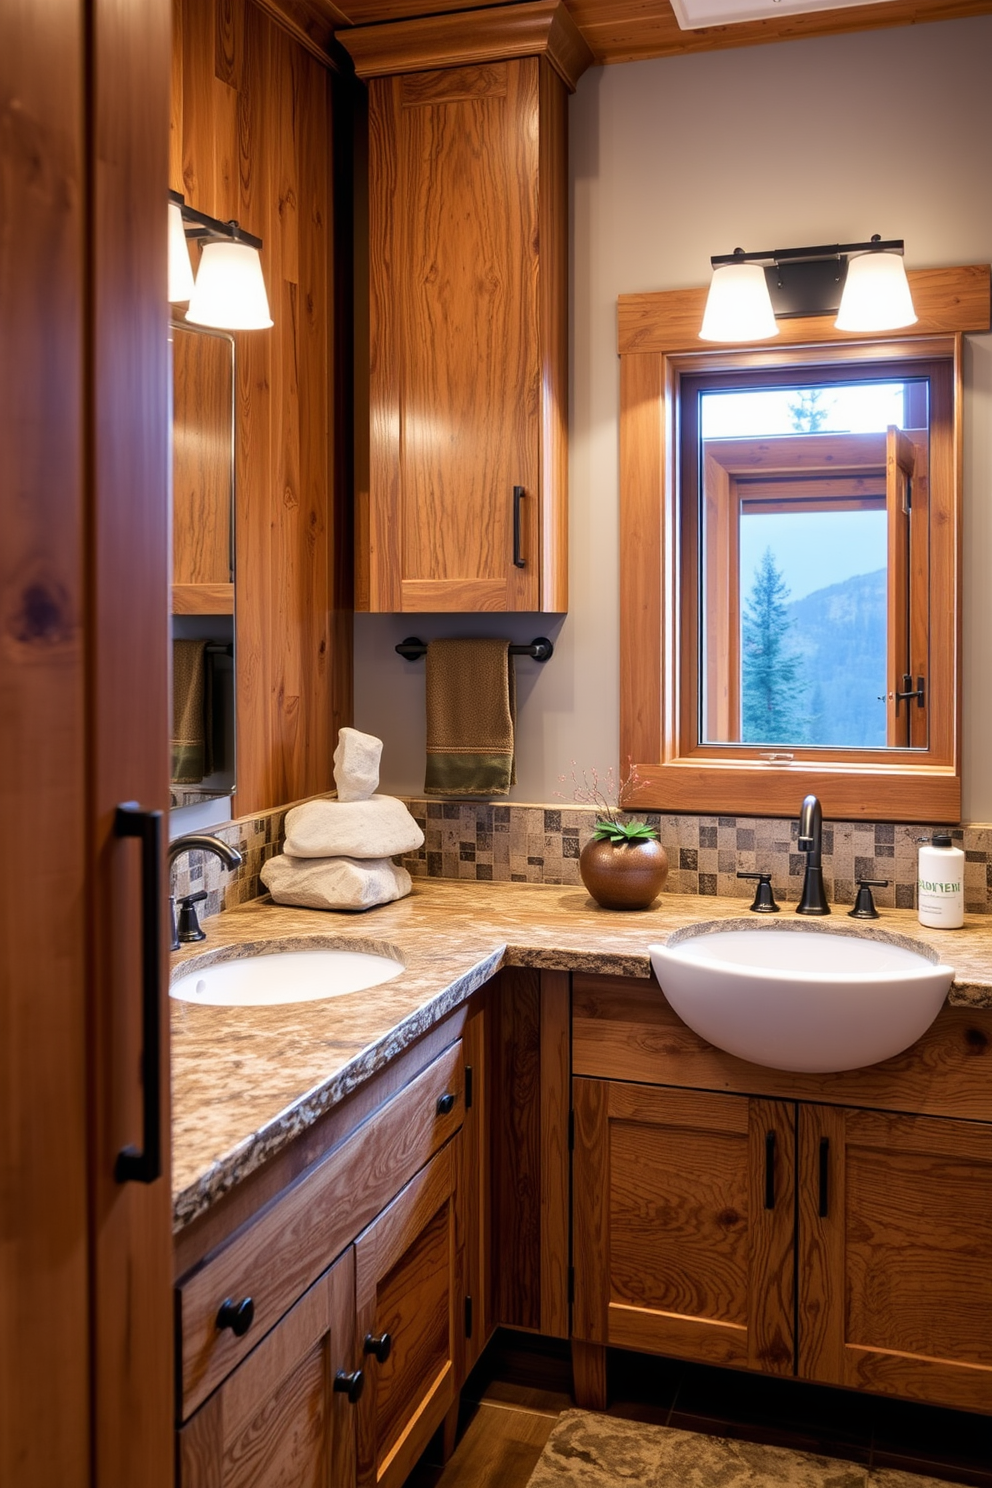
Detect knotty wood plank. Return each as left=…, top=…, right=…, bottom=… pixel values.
left=0, top=4, right=90, bottom=1483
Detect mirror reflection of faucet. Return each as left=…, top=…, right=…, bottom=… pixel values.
left=167, top=833, right=243, bottom=951
left=796, top=794, right=830, bottom=915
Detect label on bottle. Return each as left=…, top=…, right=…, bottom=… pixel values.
left=917, top=845, right=964, bottom=928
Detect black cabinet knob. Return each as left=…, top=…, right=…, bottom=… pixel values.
left=436, top=1092, right=456, bottom=1116
left=216, top=1296, right=254, bottom=1337
left=334, top=1369, right=365, bottom=1404
left=364, top=1331, right=392, bottom=1363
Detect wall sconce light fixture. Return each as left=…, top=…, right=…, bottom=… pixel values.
left=700, top=235, right=917, bottom=342
left=168, top=189, right=273, bottom=331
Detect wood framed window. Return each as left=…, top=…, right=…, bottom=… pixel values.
left=618, top=265, right=991, bottom=822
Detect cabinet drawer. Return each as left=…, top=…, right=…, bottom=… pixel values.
left=177, top=1039, right=464, bottom=1419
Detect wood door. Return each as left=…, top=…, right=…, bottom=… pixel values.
left=572, top=1079, right=795, bottom=1375
left=178, top=1248, right=358, bottom=1488
left=799, top=1104, right=992, bottom=1411
left=366, top=56, right=561, bottom=613
left=355, top=1141, right=459, bottom=1488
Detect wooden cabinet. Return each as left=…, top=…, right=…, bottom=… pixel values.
left=572, top=1080, right=795, bottom=1380
left=178, top=1249, right=358, bottom=1488
left=798, top=1104, right=992, bottom=1413
left=175, top=1002, right=493, bottom=1486
left=342, top=3, right=592, bottom=613
left=356, top=1141, right=460, bottom=1488
left=571, top=973, right=992, bottom=1415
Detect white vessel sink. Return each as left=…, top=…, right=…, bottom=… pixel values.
left=171, top=946, right=404, bottom=1007
left=649, top=923, right=954, bottom=1073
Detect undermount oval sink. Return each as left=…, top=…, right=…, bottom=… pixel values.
left=649, top=922, right=954, bottom=1073
left=170, top=945, right=404, bottom=1007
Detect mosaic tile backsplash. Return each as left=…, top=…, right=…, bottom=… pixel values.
left=172, top=796, right=992, bottom=918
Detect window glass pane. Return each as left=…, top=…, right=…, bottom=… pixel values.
left=697, top=376, right=930, bottom=752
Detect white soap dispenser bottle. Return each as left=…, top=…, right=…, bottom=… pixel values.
left=917, top=832, right=964, bottom=928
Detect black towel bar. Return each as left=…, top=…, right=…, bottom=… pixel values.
left=395, top=636, right=553, bottom=663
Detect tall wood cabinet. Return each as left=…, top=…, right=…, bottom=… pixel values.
left=341, top=2, right=592, bottom=613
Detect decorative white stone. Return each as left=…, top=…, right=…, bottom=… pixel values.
left=260, top=853, right=412, bottom=911
left=284, top=795, right=424, bottom=860
left=333, top=727, right=383, bottom=802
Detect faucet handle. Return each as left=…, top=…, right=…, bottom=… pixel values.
left=737, top=871, right=780, bottom=914
left=848, top=879, right=889, bottom=920
left=176, top=890, right=209, bottom=944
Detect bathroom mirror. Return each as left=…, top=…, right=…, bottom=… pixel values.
left=169, top=321, right=236, bottom=810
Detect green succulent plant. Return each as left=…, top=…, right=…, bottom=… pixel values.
left=592, top=818, right=659, bottom=845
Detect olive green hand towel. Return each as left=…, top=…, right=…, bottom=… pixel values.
left=424, top=638, right=516, bottom=796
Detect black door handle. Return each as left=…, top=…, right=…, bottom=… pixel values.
left=764, top=1130, right=776, bottom=1210
left=513, top=485, right=526, bottom=568
left=113, top=803, right=164, bottom=1184
left=818, top=1136, right=830, bottom=1217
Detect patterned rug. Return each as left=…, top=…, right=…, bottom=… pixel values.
left=525, top=1411, right=955, bottom=1488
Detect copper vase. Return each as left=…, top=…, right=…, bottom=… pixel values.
left=579, top=836, right=669, bottom=910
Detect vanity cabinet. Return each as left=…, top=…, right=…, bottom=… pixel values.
left=571, top=972, right=992, bottom=1415
left=173, top=1003, right=491, bottom=1488
left=341, top=4, right=591, bottom=613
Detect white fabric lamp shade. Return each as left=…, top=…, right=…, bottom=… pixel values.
left=700, top=262, right=779, bottom=342
left=168, top=201, right=195, bottom=304
left=186, top=240, right=273, bottom=330
left=835, top=251, right=917, bottom=332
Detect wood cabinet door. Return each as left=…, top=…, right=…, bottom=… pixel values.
left=573, top=1078, right=795, bottom=1375
left=355, top=1141, right=459, bottom=1488
left=798, top=1104, right=992, bottom=1411
left=178, top=1247, right=357, bottom=1488
left=365, top=56, right=566, bottom=613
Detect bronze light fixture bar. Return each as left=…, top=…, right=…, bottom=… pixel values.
left=710, top=236, right=904, bottom=319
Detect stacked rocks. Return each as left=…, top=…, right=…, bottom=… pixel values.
left=260, top=728, right=423, bottom=911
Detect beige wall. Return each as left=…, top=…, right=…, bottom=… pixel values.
left=355, top=16, right=992, bottom=818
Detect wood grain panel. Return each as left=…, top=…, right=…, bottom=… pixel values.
left=355, top=1143, right=458, bottom=1488
left=540, top=971, right=571, bottom=1338
left=172, top=326, right=234, bottom=587
left=573, top=1076, right=793, bottom=1375
left=172, top=582, right=236, bottom=615
left=572, top=974, right=992, bottom=1120
left=0, top=3, right=89, bottom=1483
left=89, top=0, right=175, bottom=1481
left=338, top=0, right=593, bottom=90
left=178, top=1040, right=463, bottom=1417
left=799, top=1104, right=992, bottom=1411
left=457, top=1000, right=491, bottom=1377
left=172, top=0, right=350, bottom=814
left=492, top=968, right=542, bottom=1329
left=178, top=1248, right=357, bottom=1488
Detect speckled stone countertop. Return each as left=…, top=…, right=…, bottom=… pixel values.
left=170, top=880, right=992, bottom=1232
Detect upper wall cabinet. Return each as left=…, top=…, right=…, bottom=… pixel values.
left=340, top=1, right=592, bottom=613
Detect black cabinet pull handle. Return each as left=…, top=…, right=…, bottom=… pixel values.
left=113, top=803, right=164, bottom=1185
left=818, top=1136, right=830, bottom=1218
left=364, top=1331, right=392, bottom=1363
left=334, top=1369, right=365, bottom=1404
left=216, top=1296, right=255, bottom=1337
left=513, top=485, right=526, bottom=568
left=764, top=1130, right=776, bottom=1209
left=436, top=1092, right=456, bottom=1117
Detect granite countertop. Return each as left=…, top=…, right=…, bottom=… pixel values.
left=170, top=880, right=992, bottom=1233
